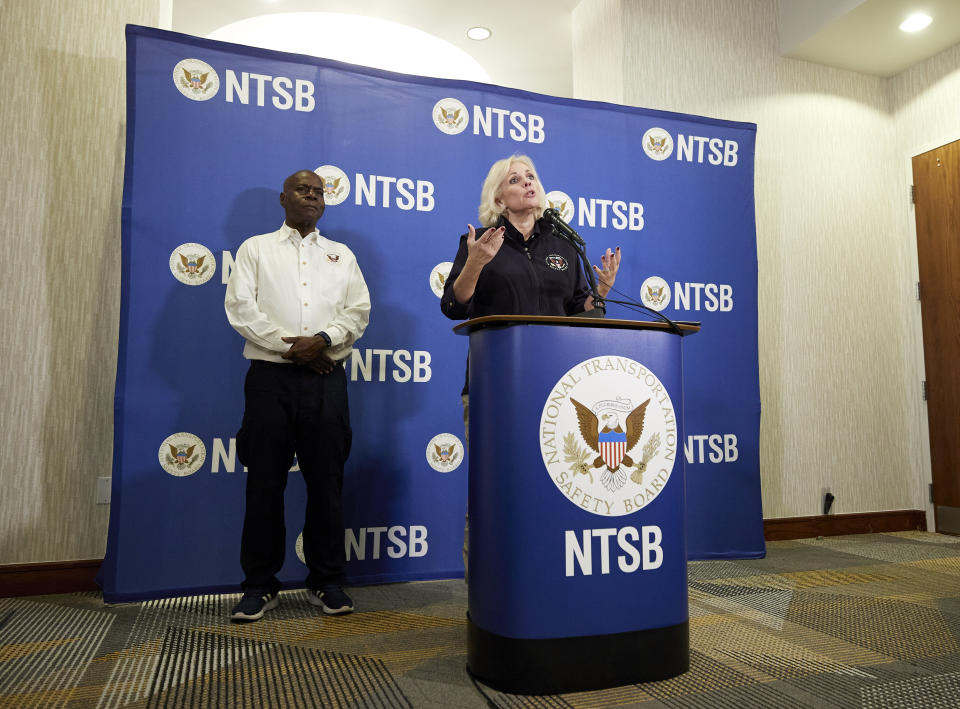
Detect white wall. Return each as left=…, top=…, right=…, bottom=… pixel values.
left=0, top=0, right=165, bottom=564
left=573, top=0, right=935, bottom=520
left=891, top=42, right=960, bottom=152
left=572, top=0, right=624, bottom=104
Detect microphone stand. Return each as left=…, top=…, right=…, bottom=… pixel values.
left=543, top=209, right=605, bottom=316
left=542, top=209, right=688, bottom=333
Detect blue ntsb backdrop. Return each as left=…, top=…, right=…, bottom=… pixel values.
left=102, top=25, right=762, bottom=601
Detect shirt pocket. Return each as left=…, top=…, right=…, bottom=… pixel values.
left=309, top=255, right=351, bottom=306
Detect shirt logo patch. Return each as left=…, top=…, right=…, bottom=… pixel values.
left=546, top=254, right=568, bottom=271
left=327, top=253, right=341, bottom=263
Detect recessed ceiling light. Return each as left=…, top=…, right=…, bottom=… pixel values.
left=467, top=26, right=491, bottom=41
left=899, top=13, right=932, bottom=33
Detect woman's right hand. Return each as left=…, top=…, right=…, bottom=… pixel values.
left=452, top=225, right=505, bottom=304
left=464, top=224, right=505, bottom=267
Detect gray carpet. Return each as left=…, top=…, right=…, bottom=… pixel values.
left=2, top=531, right=959, bottom=708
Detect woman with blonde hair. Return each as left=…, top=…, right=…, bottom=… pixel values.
left=440, top=154, right=621, bottom=570
left=441, top=153, right=620, bottom=325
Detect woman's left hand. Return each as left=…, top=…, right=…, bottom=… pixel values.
left=593, top=246, right=621, bottom=298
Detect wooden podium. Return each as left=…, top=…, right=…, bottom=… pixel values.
left=454, top=315, right=698, bottom=694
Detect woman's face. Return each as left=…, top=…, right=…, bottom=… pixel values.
left=497, top=161, right=540, bottom=217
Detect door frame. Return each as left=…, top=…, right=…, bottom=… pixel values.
left=905, top=129, right=960, bottom=533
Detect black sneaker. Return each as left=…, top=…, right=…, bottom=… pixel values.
left=307, top=586, right=354, bottom=615
left=230, top=592, right=278, bottom=622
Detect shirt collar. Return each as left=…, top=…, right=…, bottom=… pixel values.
left=279, top=222, right=322, bottom=245
left=499, top=215, right=542, bottom=244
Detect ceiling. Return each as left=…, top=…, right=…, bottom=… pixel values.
left=782, top=0, right=960, bottom=77
left=171, top=0, right=581, bottom=97
left=170, top=0, right=960, bottom=97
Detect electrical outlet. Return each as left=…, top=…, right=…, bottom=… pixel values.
left=95, top=477, right=112, bottom=505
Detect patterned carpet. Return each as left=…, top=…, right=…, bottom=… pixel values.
left=2, top=532, right=959, bottom=708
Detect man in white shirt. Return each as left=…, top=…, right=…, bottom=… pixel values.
left=224, top=169, right=370, bottom=622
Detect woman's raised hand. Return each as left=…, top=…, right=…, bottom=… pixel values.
left=594, top=246, right=621, bottom=298
left=465, top=224, right=505, bottom=267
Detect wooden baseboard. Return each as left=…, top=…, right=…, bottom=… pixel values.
left=764, top=509, right=926, bottom=541
left=0, top=559, right=102, bottom=598
left=0, top=512, right=931, bottom=597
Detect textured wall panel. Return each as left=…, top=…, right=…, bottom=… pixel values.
left=0, top=0, right=163, bottom=564
left=572, top=0, right=931, bottom=519
left=572, top=0, right=624, bottom=103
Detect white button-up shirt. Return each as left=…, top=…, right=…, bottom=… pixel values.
left=224, top=223, right=370, bottom=364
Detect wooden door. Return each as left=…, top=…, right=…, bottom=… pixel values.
left=913, top=140, right=960, bottom=535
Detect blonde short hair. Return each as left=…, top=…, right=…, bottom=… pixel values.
left=477, top=154, right=547, bottom=227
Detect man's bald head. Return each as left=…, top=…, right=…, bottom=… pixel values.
left=283, top=170, right=319, bottom=193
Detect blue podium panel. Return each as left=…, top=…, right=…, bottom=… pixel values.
left=465, top=319, right=690, bottom=692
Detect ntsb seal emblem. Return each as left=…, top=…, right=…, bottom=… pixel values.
left=172, top=59, right=219, bottom=101
left=432, top=98, right=468, bottom=135
left=641, top=127, right=673, bottom=161
left=426, top=433, right=464, bottom=473
left=169, top=243, right=216, bottom=285
left=430, top=262, right=453, bottom=298
left=545, top=190, right=574, bottom=222
left=545, top=254, right=568, bottom=271
left=314, top=165, right=350, bottom=205
left=159, top=432, right=206, bottom=477
left=640, top=276, right=671, bottom=311
left=539, top=356, right=677, bottom=516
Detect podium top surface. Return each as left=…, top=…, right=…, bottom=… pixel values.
left=452, top=314, right=700, bottom=336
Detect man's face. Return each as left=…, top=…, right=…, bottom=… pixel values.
left=280, top=171, right=326, bottom=223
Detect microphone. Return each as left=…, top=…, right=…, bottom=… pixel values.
left=542, top=208, right=585, bottom=247
left=544, top=211, right=685, bottom=332
left=542, top=208, right=604, bottom=315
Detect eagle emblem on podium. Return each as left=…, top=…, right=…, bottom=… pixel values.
left=571, top=397, right=650, bottom=492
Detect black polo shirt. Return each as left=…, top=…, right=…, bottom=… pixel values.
left=441, top=216, right=589, bottom=320
left=441, top=216, right=590, bottom=393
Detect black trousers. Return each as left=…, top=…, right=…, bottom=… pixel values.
left=236, top=360, right=352, bottom=595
